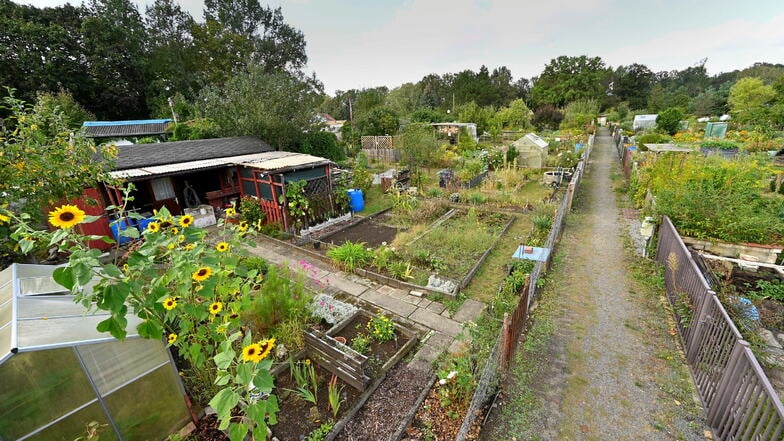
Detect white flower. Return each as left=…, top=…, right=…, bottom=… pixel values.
left=381, top=241, right=387, bottom=246
left=439, top=379, right=447, bottom=385
left=447, top=371, right=457, bottom=380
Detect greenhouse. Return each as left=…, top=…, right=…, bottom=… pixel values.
left=0, top=264, right=192, bottom=441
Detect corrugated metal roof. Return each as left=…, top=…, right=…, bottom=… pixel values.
left=243, top=152, right=331, bottom=172
left=109, top=152, right=274, bottom=180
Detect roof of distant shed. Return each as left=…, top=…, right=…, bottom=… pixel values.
left=83, top=119, right=172, bottom=138
left=113, top=136, right=274, bottom=171
left=242, top=151, right=332, bottom=173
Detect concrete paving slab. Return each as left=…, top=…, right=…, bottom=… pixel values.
left=377, top=285, right=409, bottom=299
left=426, top=302, right=446, bottom=315
left=404, top=295, right=423, bottom=305
left=418, top=299, right=432, bottom=309
left=453, top=299, right=486, bottom=323
left=409, top=308, right=463, bottom=337
left=328, top=275, right=370, bottom=297
left=360, top=289, right=418, bottom=317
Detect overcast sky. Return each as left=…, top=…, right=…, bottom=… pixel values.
left=14, top=0, right=784, bottom=94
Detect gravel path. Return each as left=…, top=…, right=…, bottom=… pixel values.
left=482, top=129, right=706, bottom=441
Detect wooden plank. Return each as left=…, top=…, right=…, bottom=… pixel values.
left=304, top=332, right=369, bottom=391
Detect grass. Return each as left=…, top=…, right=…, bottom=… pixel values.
left=359, top=185, right=392, bottom=216
left=461, top=213, right=534, bottom=303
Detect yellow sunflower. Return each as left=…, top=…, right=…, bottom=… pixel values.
left=242, top=343, right=263, bottom=363
left=184, top=243, right=195, bottom=251
left=170, top=227, right=179, bottom=235
left=257, top=338, right=276, bottom=361
left=48, top=205, right=86, bottom=229
left=122, top=263, right=129, bottom=273
left=167, top=333, right=177, bottom=344
left=163, top=297, right=177, bottom=310
left=178, top=234, right=185, bottom=243
left=216, top=242, right=229, bottom=252
left=147, top=222, right=160, bottom=233
left=225, top=207, right=236, bottom=217
left=209, top=301, right=223, bottom=315
left=0, top=212, right=10, bottom=225
left=179, top=214, right=194, bottom=228
left=238, top=221, right=249, bottom=232
left=192, top=267, right=213, bottom=282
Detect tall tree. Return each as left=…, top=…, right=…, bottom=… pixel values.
left=611, top=63, right=653, bottom=110
left=728, top=77, right=776, bottom=125
left=144, top=0, right=197, bottom=112
left=385, top=82, right=422, bottom=118
left=202, top=0, right=306, bottom=73
left=198, top=65, right=322, bottom=150
left=529, top=55, right=611, bottom=107
left=81, top=0, right=148, bottom=118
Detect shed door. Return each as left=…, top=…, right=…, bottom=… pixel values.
left=150, top=177, right=182, bottom=215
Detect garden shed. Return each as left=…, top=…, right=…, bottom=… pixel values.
left=633, top=114, right=658, bottom=130
left=511, top=133, right=549, bottom=168
left=237, top=151, right=336, bottom=231
left=0, top=264, right=192, bottom=441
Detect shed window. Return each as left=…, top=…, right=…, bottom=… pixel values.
left=151, top=177, right=175, bottom=200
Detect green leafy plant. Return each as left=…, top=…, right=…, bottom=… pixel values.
left=436, top=353, right=476, bottom=411
left=305, top=420, right=335, bottom=441
left=700, top=139, right=739, bottom=150
left=367, top=312, right=396, bottom=342
left=239, top=196, right=266, bottom=229
left=532, top=214, right=553, bottom=233
left=390, top=188, right=419, bottom=212
left=5, top=198, right=281, bottom=440
left=746, top=279, right=784, bottom=302
left=287, top=358, right=318, bottom=405
left=327, top=374, right=344, bottom=419
left=387, top=261, right=414, bottom=280
left=350, top=333, right=372, bottom=355
left=285, top=180, right=312, bottom=226
left=244, top=265, right=312, bottom=338
left=326, top=240, right=373, bottom=271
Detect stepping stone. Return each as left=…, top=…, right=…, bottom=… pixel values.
left=328, top=274, right=370, bottom=297
left=409, top=308, right=462, bottom=337
left=360, top=289, right=418, bottom=317
left=426, top=302, right=445, bottom=314
left=453, top=299, right=486, bottom=323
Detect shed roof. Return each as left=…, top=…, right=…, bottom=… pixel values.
left=113, top=136, right=274, bottom=171
left=242, top=151, right=332, bottom=173
left=83, top=119, right=172, bottom=138
left=0, top=264, right=142, bottom=364
left=512, top=133, right=549, bottom=149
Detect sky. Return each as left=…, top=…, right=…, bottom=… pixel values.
left=14, top=0, right=784, bottom=95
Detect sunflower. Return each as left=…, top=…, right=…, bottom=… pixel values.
left=170, top=227, right=179, bottom=235
left=163, top=297, right=177, bottom=310
left=209, top=301, right=223, bottom=315
left=179, top=214, right=194, bottom=228
left=167, top=243, right=175, bottom=250
left=192, top=267, right=213, bottom=282
left=0, top=212, right=10, bottom=225
left=178, top=234, right=185, bottom=243
left=225, top=207, right=236, bottom=217
left=257, top=338, right=276, bottom=361
left=216, top=242, right=229, bottom=253
left=147, top=222, right=160, bottom=233
left=242, top=343, right=263, bottom=363
left=238, top=221, right=249, bottom=232
left=167, top=333, right=177, bottom=344
left=48, top=205, right=86, bottom=229
left=184, top=243, right=195, bottom=251
left=122, top=263, right=129, bottom=273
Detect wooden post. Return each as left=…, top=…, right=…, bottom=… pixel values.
left=501, top=313, right=510, bottom=372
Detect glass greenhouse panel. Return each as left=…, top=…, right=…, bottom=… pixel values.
left=0, top=279, right=11, bottom=304
left=77, top=338, right=169, bottom=395
left=0, top=348, right=94, bottom=440
left=104, top=365, right=191, bottom=441
left=24, top=402, right=118, bottom=441
left=18, top=276, right=69, bottom=295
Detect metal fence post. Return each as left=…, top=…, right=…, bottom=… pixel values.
left=685, top=289, right=713, bottom=364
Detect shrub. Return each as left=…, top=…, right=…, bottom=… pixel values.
left=244, top=266, right=312, bottom=337
left=367, top=312, right=396, bottom=342
left=532, top=105, right=564, bottom=130
left=656, top=107, right=685, bottom=135
left=326, top=241, right=373, bottom=271
left=239, top=196, right=266, bottom=228
left=700, top=139, right=739, bottom=150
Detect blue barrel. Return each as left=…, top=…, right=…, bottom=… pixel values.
left=110, top=219, right=134, bottom=245
left=136, top=217, right=154, bottom=233
left=347, top=189, right=364, bottom=212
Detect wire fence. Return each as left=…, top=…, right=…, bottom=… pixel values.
left=453, top=132, right=595, bottom=441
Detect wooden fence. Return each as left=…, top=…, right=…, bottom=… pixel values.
left=361, top=148, right=400, bottom=163
left=500, top=276, right=531, bottom=371
left=360, top=135, right=393, bottom=150
left=656, top=216, right=784, bottom=440
left=258, top=198, right=286, bottom=228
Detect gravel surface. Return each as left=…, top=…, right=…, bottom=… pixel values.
left=482, top=129, right=707, bottom=441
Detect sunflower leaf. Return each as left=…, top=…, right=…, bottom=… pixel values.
left=209, top=389, right=240, bottom=425
left=252, top=369, right=274, bottom=392
left=228, top=423, right=248, bottom=441
left=53, top=266, right=74, bottom=291
left=97, top=315, right=127, bottom=339
left=214, top=349, right=234, bottom=370
left=136, top=320, right=163, bottom=340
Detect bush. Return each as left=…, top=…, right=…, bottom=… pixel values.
left=656, top=108, right=685, bottom=135
left=239, top=196, right=266, bottom=227
left=300, top=131, right=345, bottom=161
left=532, top=105, right=564, bottom=131
left=700, top=139, right=739, bottom=150
left=244, top=265, right=312, bottom=339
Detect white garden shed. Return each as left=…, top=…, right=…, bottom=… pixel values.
left=511, top=133, right=550, bottom=168
left=633, top=114, right=658, bottom=130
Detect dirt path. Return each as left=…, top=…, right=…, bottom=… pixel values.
left=482, top=128, right=706, bottom=440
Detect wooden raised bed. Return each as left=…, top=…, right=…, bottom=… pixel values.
left=305, top=331, right=371, bottom=391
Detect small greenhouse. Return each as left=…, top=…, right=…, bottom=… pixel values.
left=0, top=264, right=192, bottom=441
left=633, top=114, right=658, bottom=130
left=511, top=133, right=549, bottom=168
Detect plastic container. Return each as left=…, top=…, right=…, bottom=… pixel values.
left=347, top=189, right=364, bottom=212
left=136, top=217, right=154, bottom=233
left=110, top=218, right=135, bottom=245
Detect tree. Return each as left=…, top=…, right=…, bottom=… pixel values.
left=656, top=107, right=685, bottom=135
left=532, top=105, right=563, bottom=131
left=397, top=124, right=438, bottom=171
left=0, top=93, right=115, bottom=219
left=198, top=65, right=322, bottom=150
left=492, top=98, right=532, bottom=130
left=81, top=0, right=149, bottom=119
left=354, top=107, right=399, bottom=136
left=456, top=101, right=495, bottom=135
left=728, top=77, right=776, bottom=124
left=561, top=98, right=600, bottom=129
left=385, top=83, right=422, bottom=118
left=529, top=56, right=611, bottom=107
left=202, top=0, right=306, bottom=73
left=410, top=108, right=447, bottom=123
left=34, top=90, right=95, bottom=129
left=298, top=131, right=344, bottom=162
left=612, top=63, right=654, bottom=110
